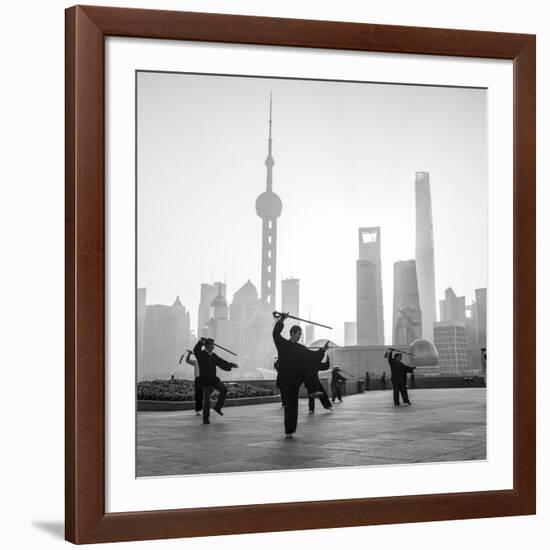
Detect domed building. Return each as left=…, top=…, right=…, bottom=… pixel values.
left=409, top=338, right=440, bottom=376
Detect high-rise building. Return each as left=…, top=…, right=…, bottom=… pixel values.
left=197, top=283, right=217, bottom=337
left=172, top=295, right=192, bottom=355
left=465, top=303, right=478, bottom=348
left=255, top=94, right=282, bottom=308
left=229, top=279, right=262, bottom=374
left=475, top=288, right=487, bottom=348
left=392, top=259, right=422, bottom=346
left=415, top=171, right=437, bottom=342
left=344, top=321, right=357, bottom=346
left=281, top=278, right=299, bottom=319
left=433, top=321, right=468, bottom=376
left=356, top=227, right=385, bottom=345
left=140, top=297, right=192, bottom=380
left=439, top=287, right=466, bottom=323
left=210, top=282, right=228, bottom=320
left=305, top=323, right=315, bottom=347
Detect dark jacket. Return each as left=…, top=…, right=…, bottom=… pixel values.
left=387, top=351, right=414, bottom=383
left=313, top=357, right=331, bottom=374
left=330, top=368, right=347, bottom=390
left=272, top=320, right=325, bottom=385
left=193, top=341, right=233, bottom=385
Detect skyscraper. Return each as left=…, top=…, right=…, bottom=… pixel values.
left=211, top=282, right=228, bottom=320
left=229, top=279, right=262, bottom=373
left=197, top=283, right=217, bottom=337
left=475, top=288, right=487, bottom=348
left=255, top=94, right=282, bottom=307
left=356, top=227, right=385, bottom=345
left=434, top=321, right=468, bottom=376
left=281, top=278, right=300, bottom=318
left=140, top=296, right=192, bottom=380
left=415, top=171, right=437, bottom=342
left=392, top=260, right=422, bottom=346
left=439, top=287, right=466, bottom=323
left=344, top=321, right=357, bottom=346
left=305, top=323, right=315, bottom=347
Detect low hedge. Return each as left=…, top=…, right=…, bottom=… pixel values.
left=137, top=379, right=275, bottom=402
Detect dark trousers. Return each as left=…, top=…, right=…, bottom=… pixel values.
left=392, top=380, right=410, bottom=405
left=202, top=381, right=227, bottom=421
left=331, top=385, right=343, bottom=402
left=309, top=384, right=332, bottom=412
left=194, top=377, right=203, bottom=412
left=279, top=382, right=300, bottom=434
left=299, top=365, right=318, bottom=395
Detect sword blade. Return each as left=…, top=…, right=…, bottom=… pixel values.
left=213, top=343, right=237, bottom=357
left=285, top=313, right=333, bottom=330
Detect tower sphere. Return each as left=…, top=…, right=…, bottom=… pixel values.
left=255, top=190, right=282, bottom=219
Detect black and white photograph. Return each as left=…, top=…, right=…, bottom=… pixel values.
left=136, top=71, right=488, bottom=477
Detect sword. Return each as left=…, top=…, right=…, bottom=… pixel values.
left=272, top=311, right=333, bottom=330
left=199, top=339, right=238, bottom=357
left=213, top=342, right=238, bottom=357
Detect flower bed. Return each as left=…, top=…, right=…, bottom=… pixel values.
left=137, top=379, right=275, bottom=402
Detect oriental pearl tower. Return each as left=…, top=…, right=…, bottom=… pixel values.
left=255, top=93, right=283, bottom=308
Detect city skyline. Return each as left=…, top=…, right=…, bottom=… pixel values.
left=137, top=71, right=487, bottom=346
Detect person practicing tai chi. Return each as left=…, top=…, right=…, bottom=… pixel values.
left=193, top=337, right=238, bottom=424
left=272, top=313, right=329, bottom=438
left=385, top=349, right=416, bottom=406
left=308, top=355, right=333, bottom=414
left=330, top=367, right=348, bottom=403
left=180, top=349, right=210, bottom=416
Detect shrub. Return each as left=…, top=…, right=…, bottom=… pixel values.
left=137, top=379, right=275, bottom=401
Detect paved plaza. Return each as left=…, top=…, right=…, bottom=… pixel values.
left=137, top=387, right=486, bottom=477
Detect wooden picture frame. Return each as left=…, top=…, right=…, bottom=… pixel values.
left=65, top=4, right=536, bottom=544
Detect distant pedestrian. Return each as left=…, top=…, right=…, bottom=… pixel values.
left=193, top=338, right=238, bottom=424
left=381, top=371, right=387, bottom=390
left=331, top=367, right=347, bottom=403
left=365, top=372, right=371, bottom=391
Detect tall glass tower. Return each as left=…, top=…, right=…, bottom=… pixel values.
left=415, top=171, right=437, bottom=342
left=356, top=226, right=385, bottom=345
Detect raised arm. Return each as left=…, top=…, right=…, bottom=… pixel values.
left=272, top=318, right=285, bottom=347
left=185, top=350, right=196, bottom=367
left=193, top=339, right=203, bottom=356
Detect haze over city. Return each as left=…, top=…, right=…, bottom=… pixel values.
left=137, top=71, right=487, bottom=345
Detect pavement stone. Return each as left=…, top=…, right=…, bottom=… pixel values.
left=137, top=387, right=486, bottom=477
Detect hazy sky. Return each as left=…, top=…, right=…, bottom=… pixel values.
left=137, top=71, right=487, bottom=345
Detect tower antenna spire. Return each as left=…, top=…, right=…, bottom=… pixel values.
left=268, top=90, right=273, bottom=159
